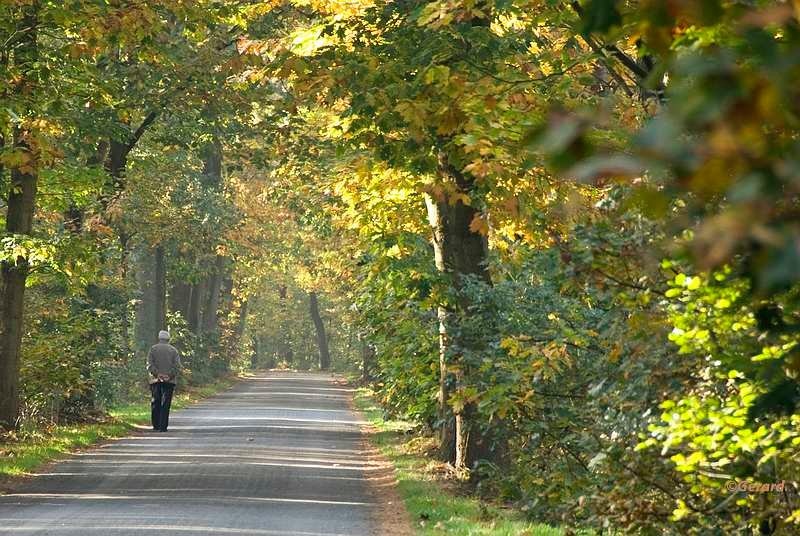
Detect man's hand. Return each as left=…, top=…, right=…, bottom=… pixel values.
left=157, top=373, right=170, bottom=382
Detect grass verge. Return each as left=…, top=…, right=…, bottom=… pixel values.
left=354, top=387, right=589, bottom=536
left=0, top=375, right=237, bottom=482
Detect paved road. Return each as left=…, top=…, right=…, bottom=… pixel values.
left=0, top=372, right=384, bottom=535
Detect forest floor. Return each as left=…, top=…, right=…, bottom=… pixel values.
left=0, top=371, right=408, bottom=535
left=353, top=388, right=591, bottom=536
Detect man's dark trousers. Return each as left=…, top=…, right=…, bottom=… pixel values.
left=150, top=382, right=175, bottom=431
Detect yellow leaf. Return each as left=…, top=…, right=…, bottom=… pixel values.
left=469, top=214, right=489, bottom=235
left=448, top=192, right=470, bottom=206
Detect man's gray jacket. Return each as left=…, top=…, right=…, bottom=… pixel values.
left=147, top=343, right=180, bottom=384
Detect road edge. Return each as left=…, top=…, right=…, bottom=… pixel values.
left=335, top=375, right=415, bottom=536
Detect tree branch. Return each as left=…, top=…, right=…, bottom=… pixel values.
left=569, top=1, right=656, bottom=88
left=126, top=110, right=158, bottom=154
left=594, top=267, right=666, bottom=296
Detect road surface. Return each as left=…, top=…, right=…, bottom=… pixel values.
left=0, top=372, right=392, bottom=535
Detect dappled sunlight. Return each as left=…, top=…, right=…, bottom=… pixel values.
left=76, top=451, right=371, bottom=466
left=33, top=472, right=398, bottom=484
left=241, top=383, right=355, bottom=391
left=247, top=375, right=346, bottom=383
left=169, top=415, right=366, bottom=425
left=26, top=459, right=372, bottom=472
left=151, top=424, right=363, bottom=434
left=177, top=408, right=361, bottom=416
left=0, top=374, right=381, bottom=535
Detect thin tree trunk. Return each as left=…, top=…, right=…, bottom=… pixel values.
left=425, top=194, right=457, bottom=464
left=188, top=279, right=205, bottom=335
left=0, top=4, right=38, bottom=429
left=202, top=255, right=225, bottom=336
left=278, top=286, right=293, bottom=364
left=155, top=246, right=166, bottom=332
left=198, top=138, right=225, bottom=339
left=235, top=299, right=248, bottom=342
left=308, top=292, right=331, bottom=370
left=65, top=141, right=107, bottom=230
left=119, top=238, right=132, bottom=357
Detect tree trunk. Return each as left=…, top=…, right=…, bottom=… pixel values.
left=155, top=246, right=167, bottom=333
left=220, top=277, right=234, bottom=315
left=202, top=255, right=226, bottom=336
left=308, top=292, right=331, bottom=370
left=200, top=138, right=222, bottom=188
left=63, top=205, right=83, bottom=233
left=105, top=139, right=127, bottom=195
left=425, top=148, right=494, bottom=470
left=361, top=337, right=376, bottom=384
left=119, top=239, right=132, bottom=357
left=133, top=243, right=167, bottom=355
left=278, top=286, right=293, bottom=364
left=103, top=112, right=157, bottom=204
left=251, top=333, right=259, bottom=369
left=425, top=195, right=457, bottom=464
left=197, top=139, right=225, bottom=339
left=188, top=278, right=205, bottom=335
left=0, top=4, right=38, bottom=430
left=258, top=335, right=274, bottom=369
left=169, top=280, right=192, bottom=321
left=235, top=299, right=248, bottom=342
left=0, top=159, right=36, bottom=428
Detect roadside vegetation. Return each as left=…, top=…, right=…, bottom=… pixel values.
left=355, top=388, right=590, bottom=536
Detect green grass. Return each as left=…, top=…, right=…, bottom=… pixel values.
left=0, top=375, right=237, bottom=481
left=354, top=388, right=588, bottom=536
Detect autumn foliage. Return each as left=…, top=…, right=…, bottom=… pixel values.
left=2, top=0, right=800, bottom=534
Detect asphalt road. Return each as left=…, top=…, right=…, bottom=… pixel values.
left=0, top=372, right=384, bottom=535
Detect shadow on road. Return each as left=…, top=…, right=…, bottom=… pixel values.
left=0, top=372, right=390, bottom=536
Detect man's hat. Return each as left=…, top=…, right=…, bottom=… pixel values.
left=158, top=330, right=170, bottom=341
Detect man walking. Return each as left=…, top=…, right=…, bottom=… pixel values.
left=147, top=330, right=180, bottom=432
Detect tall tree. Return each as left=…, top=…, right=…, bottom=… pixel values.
left=425, top=158, right=492, bottom=466
left=198, top=139, right=227, bottom=338
left=0, top=2, right=39, bottom=429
